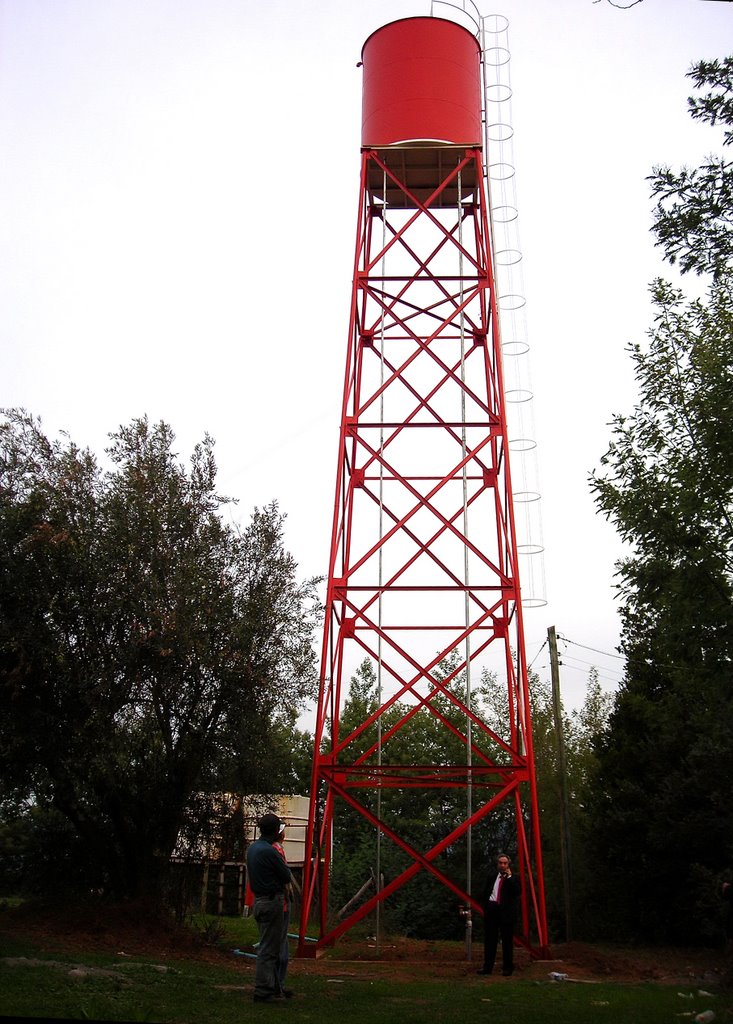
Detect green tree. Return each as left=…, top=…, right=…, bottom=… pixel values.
left=590, top=281, right=733, bottom=942
left=0, top=410, right=319, bottom=901
left=562, top=669, right=614, bottom=941
left=327, top=655, right=503, bottom=941
left=479, top=658, right=612, bottom=943
left=325, top=654, right=610, bottom=943
left=589, top=294, right=733, bottom=938
left=649, top=56, right=733, bottom=280
left=589, top=58, right=733, bottom=943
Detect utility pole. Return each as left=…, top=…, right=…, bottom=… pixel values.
left=548, top=625, right=573, bottom=941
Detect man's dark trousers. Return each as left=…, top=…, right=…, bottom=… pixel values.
left=253, top=893, right=286, bottom=999
left=483, top=901, right=515, bottom=975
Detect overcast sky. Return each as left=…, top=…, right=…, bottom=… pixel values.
left=2, top=0, right=731, bottom=713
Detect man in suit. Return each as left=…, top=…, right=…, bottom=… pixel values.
left=479, top=852, right=521, bottom=977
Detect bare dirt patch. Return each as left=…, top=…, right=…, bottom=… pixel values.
left=0, top=902, right=728, bottom=988
left=297, top=934, right=728, bottom=988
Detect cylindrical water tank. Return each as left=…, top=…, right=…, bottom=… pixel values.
left=361, top=17, right=482, bottom=149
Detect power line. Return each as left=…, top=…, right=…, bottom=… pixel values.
left=528, top=639, right=547, bottom=671
left=560, top=653, right=624, bottom=678
left=558, top=659, right=622, bottom=687
left=534, top=656, right=620, bottom=687
left=557, top=634, right=624, bottom=661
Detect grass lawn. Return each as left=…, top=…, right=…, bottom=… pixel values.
left=2, top=909, right=732, bottom=1024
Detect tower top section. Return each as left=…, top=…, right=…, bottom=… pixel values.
left=361, top=17, right=482, bottom=150
left=360, top=16, right=482, bottom=208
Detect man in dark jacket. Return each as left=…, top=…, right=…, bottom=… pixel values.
left=479, top=852, right=521, bottom=977
left=246, top=812, right=294, bottom=1003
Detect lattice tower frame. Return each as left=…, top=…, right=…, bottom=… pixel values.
left=297, top=16, right=549, bottom=961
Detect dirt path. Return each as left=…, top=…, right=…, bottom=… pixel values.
left=1, top=902, right=728, bottom=989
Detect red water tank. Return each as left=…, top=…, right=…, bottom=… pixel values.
left=361, top=17, right=482, bottom=149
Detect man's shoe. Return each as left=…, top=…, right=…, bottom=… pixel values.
left=477, top=968, right=492, bottom=975
left=282, top=989, right=295, bottom=998
left=254, top=993, right=286, bottom=1003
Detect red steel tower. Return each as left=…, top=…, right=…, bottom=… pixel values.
left=298, top=15, right=549, bottom=958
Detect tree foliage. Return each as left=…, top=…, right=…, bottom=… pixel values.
left=589, top=59, right=733, bottom=943
left=0, top=410, right=319, bottom=900
left=649, top=57, right=733, bottom=281
left=327, top=656, right=610, bottom=943
left=589, top=281, right=733, bottom=941
left=327, top=656, right=488, bottom=941
left=479, top=659, right=612, bottom=941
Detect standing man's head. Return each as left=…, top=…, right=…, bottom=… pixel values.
left=259, top=813, right=282, bottom=841
left=497, top=853, right=511, bottom=875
